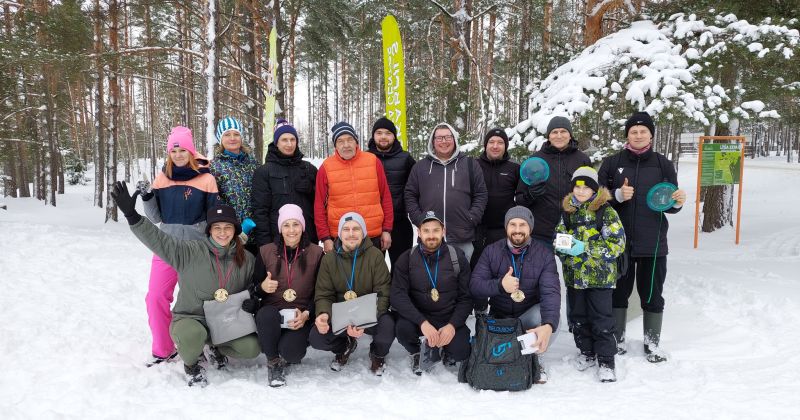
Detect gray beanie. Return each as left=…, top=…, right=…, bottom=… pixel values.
left=504, top=206, right=535, bottom=230
left=545, top=116, right=574, bottom=139
left=571, top=166, right=599, bottom=192
left=338, top=212, right=367, bottom=238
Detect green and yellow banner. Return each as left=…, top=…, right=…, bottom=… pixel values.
left=700, top=142, right=743, bottom=186
left=263, top=27, right=278, bottom=161
left=381, top=15, right=407, bottom=150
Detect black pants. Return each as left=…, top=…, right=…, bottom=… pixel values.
left=395, top=316, right=471, bottom=362
left=471, top=226, right=506, bottom=311
left=255, top=305, right=312, bottom=363
left=613, top=255, right=667, bottom=313
left=308, top=312, right=396, bottom=357
left=569, top=288, right=616, bottom=365
left=388, top=216, right=414, bottom=269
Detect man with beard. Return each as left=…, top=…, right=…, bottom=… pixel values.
left=390, top=211, right=472, bottom=375
left=367, top=117, right=416, bottom=267
left=470, top=206, right=561, bottom=383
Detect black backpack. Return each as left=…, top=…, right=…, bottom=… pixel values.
left=458, top=315, right=538, bottom=391
left=561, top=204, right=628, bottom=279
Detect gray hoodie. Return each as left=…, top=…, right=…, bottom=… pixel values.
left=404, top=123, right=488, bottom=243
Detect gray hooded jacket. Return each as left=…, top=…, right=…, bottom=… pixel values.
left=404, top=123, right=488, bottom=243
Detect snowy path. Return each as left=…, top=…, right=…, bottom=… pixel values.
left=2, top=159, right=799, bottom=419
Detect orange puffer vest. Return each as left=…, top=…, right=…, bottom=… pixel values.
left=323, top=149, right=383, bottom=238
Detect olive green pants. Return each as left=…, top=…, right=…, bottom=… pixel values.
left=170, top=318, right=260, bottom=365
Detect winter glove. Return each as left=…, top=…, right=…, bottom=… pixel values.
left=528, top=182, right=546, bottom=199
left=564, top=238, right=586, bottom=256
left=136, top=180, right=154, bottom=201
left=241, top=218, right=256, bottom=235
left=241, top=297, right=259, bottom=314
left=110, top=181, right=142, bottom=224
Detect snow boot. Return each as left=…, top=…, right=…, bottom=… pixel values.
left=573, top=352, right=597, bottom=372
left=204, top=345, right=228, bottom=370
left=146, top=350, right=178, bottom=368
left=410, top=353, right=422, bottom=376
left=420, top=340, right=441, bottom=371
left=184, top=363, right=208, bottom=388
left=369, top=353, right=386, bottom=376
left=330, top=336, right=358, bottom=372
left=613, top=308, right=628, bottom=355
left=442, top=352, right=457, bottom=368
left=597, top=361, right=617, bottom=383
left=267, top=357, right=287, bottom=388
left=535, top=361, right=548, bottom=384
left=644, top=311, right=667, bottom=363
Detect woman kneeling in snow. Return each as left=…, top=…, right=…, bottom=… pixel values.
left=112, top=181, right=260, bottom=387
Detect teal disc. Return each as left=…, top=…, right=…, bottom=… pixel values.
left=646, top=182, right=678, bottom=212
left=520, top=157, right=550, bottom=186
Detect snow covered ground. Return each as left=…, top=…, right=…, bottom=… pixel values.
left=2, top=157, right=799, bottom=419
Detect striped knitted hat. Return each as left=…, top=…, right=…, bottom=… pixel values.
left=215, top=117, right=242, bottom=141
left=572, top=166, right=599, bottom=192
left=331, top=121, right=358, bottom=145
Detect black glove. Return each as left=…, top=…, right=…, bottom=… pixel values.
left=528, top=182, right=546, bottom=199
left=241, top=298, right=259, bottom=314
left=136, top=180, right=154, bottom=201
left=111, top=181, right=141, bottom=221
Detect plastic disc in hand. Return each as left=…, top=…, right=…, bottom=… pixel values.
left=646, top=182, right=678, bottom=212
left=520, top=157, right=550, bottom=186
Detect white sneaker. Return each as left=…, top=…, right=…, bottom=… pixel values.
left=573, top=354, right=597, bottom=372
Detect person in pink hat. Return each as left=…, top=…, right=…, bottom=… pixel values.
left=242, top=204, right=324, bottom=387
left=137, top=126, right=220, bottom=367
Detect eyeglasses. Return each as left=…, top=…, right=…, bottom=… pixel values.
left=433, top=135, right=454, bottom=143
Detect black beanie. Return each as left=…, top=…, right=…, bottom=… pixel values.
left=545, top=116, right=574, bottom=139
left=625, top=112, right=655, bottom=137
left=205, top=204, right=242, bottom=236
left=371, top=117, right=397, bottom=138
left=331, top=121, right=359, bottom=145
left=483, top=127, right=509, bottom=149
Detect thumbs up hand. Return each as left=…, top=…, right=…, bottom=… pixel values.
left=501, top=266, right=519, bottom=293
left=619, top=177, right=634, bottom=201
left=261, top=271, right=279, bottom=293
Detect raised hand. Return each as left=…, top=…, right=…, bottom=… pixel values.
left=501, top=266, right=519, bottom=293
left=261, top=271, right=279, bottom=293
left=619, top=178, right=634, bottom=201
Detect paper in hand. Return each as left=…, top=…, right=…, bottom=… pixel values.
left=517, top=331, right=539, bottom=355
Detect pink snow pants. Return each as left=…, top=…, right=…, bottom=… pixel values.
left=146, top=254, right=179, bottom=357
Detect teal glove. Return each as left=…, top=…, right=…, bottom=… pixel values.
left=564, top=239, right=585, bottom=256
left=241, top=218, right=256, bottom=235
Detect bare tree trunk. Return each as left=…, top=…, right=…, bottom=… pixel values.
left=243, top=1, right=263, bottom=158
left=203, top=0, right=218, bottom=156
left=93, top=0, right=105, bottom=208
left=145, top=2, right=157, bottom=179
left=106, top=0, right=120, bottom=222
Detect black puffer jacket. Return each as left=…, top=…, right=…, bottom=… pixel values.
left=367, top=138, right=416, bottom=225
left=514, top=139, right=591, bottom=242
left=390, top=243, right=473, bottom=328
left=251, top=143, right=318, bottom=246
left=477, top=152, right=520, bottom=229
left=598, top=148, right=680, bottom=257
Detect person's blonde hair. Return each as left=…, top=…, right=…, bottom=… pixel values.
left=165, top=153, right=200, bottom=178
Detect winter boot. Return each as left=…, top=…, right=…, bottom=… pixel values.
left=410, top=353, right=422, bottom=376
left=597, top=360, right=617, bottom=383
left=420, top=341, right=441, bottom=371
left=369, top=353, right=386, bottom=376
left=535, top=360, right=548, bottom=384
left=184, top=363, right=208, bottom=388
left=267, top=357, right=287, bottom=388
left=146, top=350, right=178, bottom=368
left=330, top=336, right=358, bottom=372
left=442, top=352, right=457, bottom=368
left=613, top=308, right=628, bottom=355
left=573, top=352, right=597, bottom=372
left=643, top=311, right=667, bottom=363
left=203, top=345, right=228, bottom=370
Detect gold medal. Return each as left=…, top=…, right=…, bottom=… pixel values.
left=511, top=290, right=525, bottom=303
left=283, top=288, right=297, bottom=302
left=344, top=290, right=358, bottom=301
left=430, top=288, right=440, bottom=302
left=214, top=288, right=229, bottom=302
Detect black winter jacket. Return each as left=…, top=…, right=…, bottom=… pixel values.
left=390, top=243, right=473, bottom=328
left=477, top=152, right=520, bottom=229
left=251, top=143, right=318, bottom=246
left=515, top=139, right=591, bottom=242
left=367, top=139, right=416, bottom=228
left=598, top=148, right=680, bottom=257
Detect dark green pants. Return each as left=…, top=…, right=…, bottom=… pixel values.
left=170, top=318, right=260, bottom=365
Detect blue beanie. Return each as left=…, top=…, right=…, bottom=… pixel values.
left=331, top=121, right=358, bottom=145
left=216, top=117, right=242, bottom=141
left=273, top=118, right=299, bottom=143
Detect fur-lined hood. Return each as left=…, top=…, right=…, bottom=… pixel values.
left=562, top=187, right=611, bottom=213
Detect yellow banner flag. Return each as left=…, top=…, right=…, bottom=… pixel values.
left=381, top=15, right=407, bottom=150
left=263, top=27, right=278, bottom=161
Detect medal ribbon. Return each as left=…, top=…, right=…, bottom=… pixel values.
left=419, top=247, right=440, bottom=290
left=509, top=248, right=527, bottom=278
left=345, top=249, right=359, bottom=291
left=283, top=245, right=301, bottom=290
left=213, top=248, right=235, bottom=291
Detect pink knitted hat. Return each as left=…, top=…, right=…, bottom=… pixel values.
left=277, top=204, right=306, bottom=232
left=166, top=126, right=198, bottom=157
